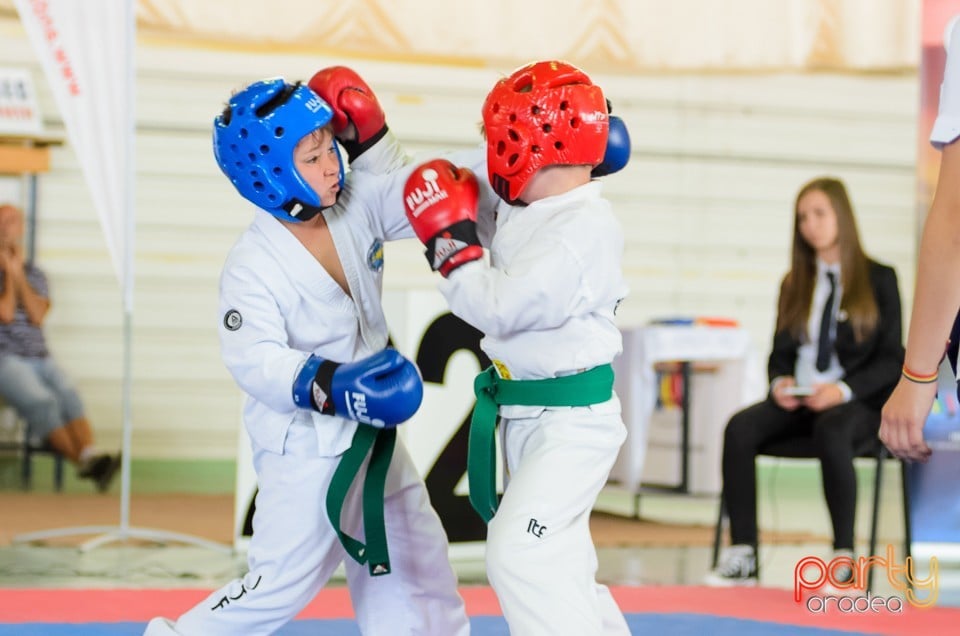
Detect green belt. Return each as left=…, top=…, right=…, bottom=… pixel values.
left=467, top=364, right=615, bottom=523
left=326, top=424, right=396, bottom=576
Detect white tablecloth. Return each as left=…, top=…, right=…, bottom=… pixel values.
left=609, top=325, right=764, bottom=494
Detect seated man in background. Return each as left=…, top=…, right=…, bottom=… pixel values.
left=0, top=203, right=120, bottom=492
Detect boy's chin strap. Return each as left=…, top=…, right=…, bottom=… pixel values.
left=285, top=194, right=341, bottom=222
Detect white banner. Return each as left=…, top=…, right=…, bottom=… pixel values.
left=13, top=0, right=135, bottom=308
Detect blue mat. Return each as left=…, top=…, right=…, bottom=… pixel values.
left=0, top=614, right=879, bottom=635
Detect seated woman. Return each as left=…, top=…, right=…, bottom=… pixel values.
left=0, top=203, right=120, bottom=492
left=706, top=177, right=904, bottom=586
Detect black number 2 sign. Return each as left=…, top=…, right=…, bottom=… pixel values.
left=414, top=312, right=490, bottom=543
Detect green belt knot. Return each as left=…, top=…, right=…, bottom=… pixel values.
left=467, top=364, right=615, bottom=523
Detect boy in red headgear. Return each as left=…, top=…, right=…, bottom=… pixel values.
left=403, top=60, right=632, bottom=635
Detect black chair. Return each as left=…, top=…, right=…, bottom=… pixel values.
left=711, top=434, right=911, bottom=591
left=0, top=403, right=64, bottom=491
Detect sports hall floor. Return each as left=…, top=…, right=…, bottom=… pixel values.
left=2, top=455, right=959, bottom=634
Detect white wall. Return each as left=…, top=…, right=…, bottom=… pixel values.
left=0, top=22, right=919, bottom=459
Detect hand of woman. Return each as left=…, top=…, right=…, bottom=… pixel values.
left=771, top=377, right=802, bottom=411
left=880, top=377, right=935, bottom=463
left=803, top=383, right=844, bottom=412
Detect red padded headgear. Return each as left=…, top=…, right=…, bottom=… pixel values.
left=482, top=60, right=608, bottom=204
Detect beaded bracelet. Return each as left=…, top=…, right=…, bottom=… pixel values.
left=902, top=365, right=939, bottom=384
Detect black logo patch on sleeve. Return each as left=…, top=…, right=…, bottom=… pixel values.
left=223, top=309, right=243, bottom=331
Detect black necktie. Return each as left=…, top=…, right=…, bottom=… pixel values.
left=816, top=271, right=836, bottom=372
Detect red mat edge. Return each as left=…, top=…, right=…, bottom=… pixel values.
left=2, top=584, right=958, bottom=636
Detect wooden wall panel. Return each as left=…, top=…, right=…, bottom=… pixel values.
left=0, top=29, right=918, bottom=458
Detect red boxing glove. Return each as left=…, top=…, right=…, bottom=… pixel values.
left=307, top=66, right=387, bottom=157
left=404, top=159, right=483, bottom=277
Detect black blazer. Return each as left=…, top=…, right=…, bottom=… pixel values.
left=768, top=260, right=904, bottom=411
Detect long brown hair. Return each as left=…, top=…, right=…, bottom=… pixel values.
left=776, top=177, right=878, bottom=342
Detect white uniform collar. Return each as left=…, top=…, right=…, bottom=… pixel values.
left=499, top=180, right=603, bottom=228
left=252, top=210, right=342, bottom=295
left=527, top=180, right=603, bottom=210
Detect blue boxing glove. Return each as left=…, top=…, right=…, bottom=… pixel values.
left=592, top=115, right=631, bottom=177
left=292, top=349, right=423, bottom=428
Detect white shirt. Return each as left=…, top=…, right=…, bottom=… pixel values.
left=795, top=261, right=843, bottom=386
left=774, top=260, right=852, bottom=400
left=439, top=180, right=628, bottom=384
left=931, top=16, right=960, bottom=149
left=218, top=136, right=493, bottom=455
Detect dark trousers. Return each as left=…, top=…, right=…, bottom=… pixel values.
left=721, top=398, right=879, bottom=551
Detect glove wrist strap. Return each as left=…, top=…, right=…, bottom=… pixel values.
left=293, top=355, right=340, bottom=413
left=340, top=125, right=388, bottom=162
left=424, top=219, right=481, bottom=274
left=313, top=359, right=340, bottom=414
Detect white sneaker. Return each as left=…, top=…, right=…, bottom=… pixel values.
left=826, top=549, right=857, bottom=594
left=834, top=549, right=855, bottom=574
left=704, top=544, right=758, bottom=586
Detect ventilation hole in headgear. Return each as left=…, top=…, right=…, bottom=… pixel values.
left=531, top=105, right=540, bottom=115
left=230, top=143, right=238, bottom=152
left=248, top=153, right=256, bottom=161
left=491, top=103, right=500, bottom=114
left=508, top=129, right=519, bottom=142
left=250, top=170, right=258, bottom=177
left=256, top=82, right=300, bottom=118
left=274, top=126, right=285, bottom=138
left=252, top=181, right=264, bottom=191
left=560, top=101, right=569, bottom=110
left=509, top=113, right=517, bottom=123
left=570, top=117, right=580, bottom=128
left=272, top=167, right=282, bottom=176
left=239, top=128, right=248, bottom=139
left=508, top=153, right=519, bottom=167
left=497, top=141, right=506, bottom=156
left=555, top=141, right=564, bottom=150
left=542, top=123, right=552, bottom=133
left=235, top=161, right=243, bottom=168
left=267, top=193, right=277, bottom=201
left=260, top=145, right=269, bottom=154
left=531, top=145, right=540, bottom=153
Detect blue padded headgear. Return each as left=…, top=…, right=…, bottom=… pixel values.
left=213, top=78, right=345, bottom=222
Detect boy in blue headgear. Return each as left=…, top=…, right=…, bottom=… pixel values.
left=144, top=69, right=492, bottom=636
